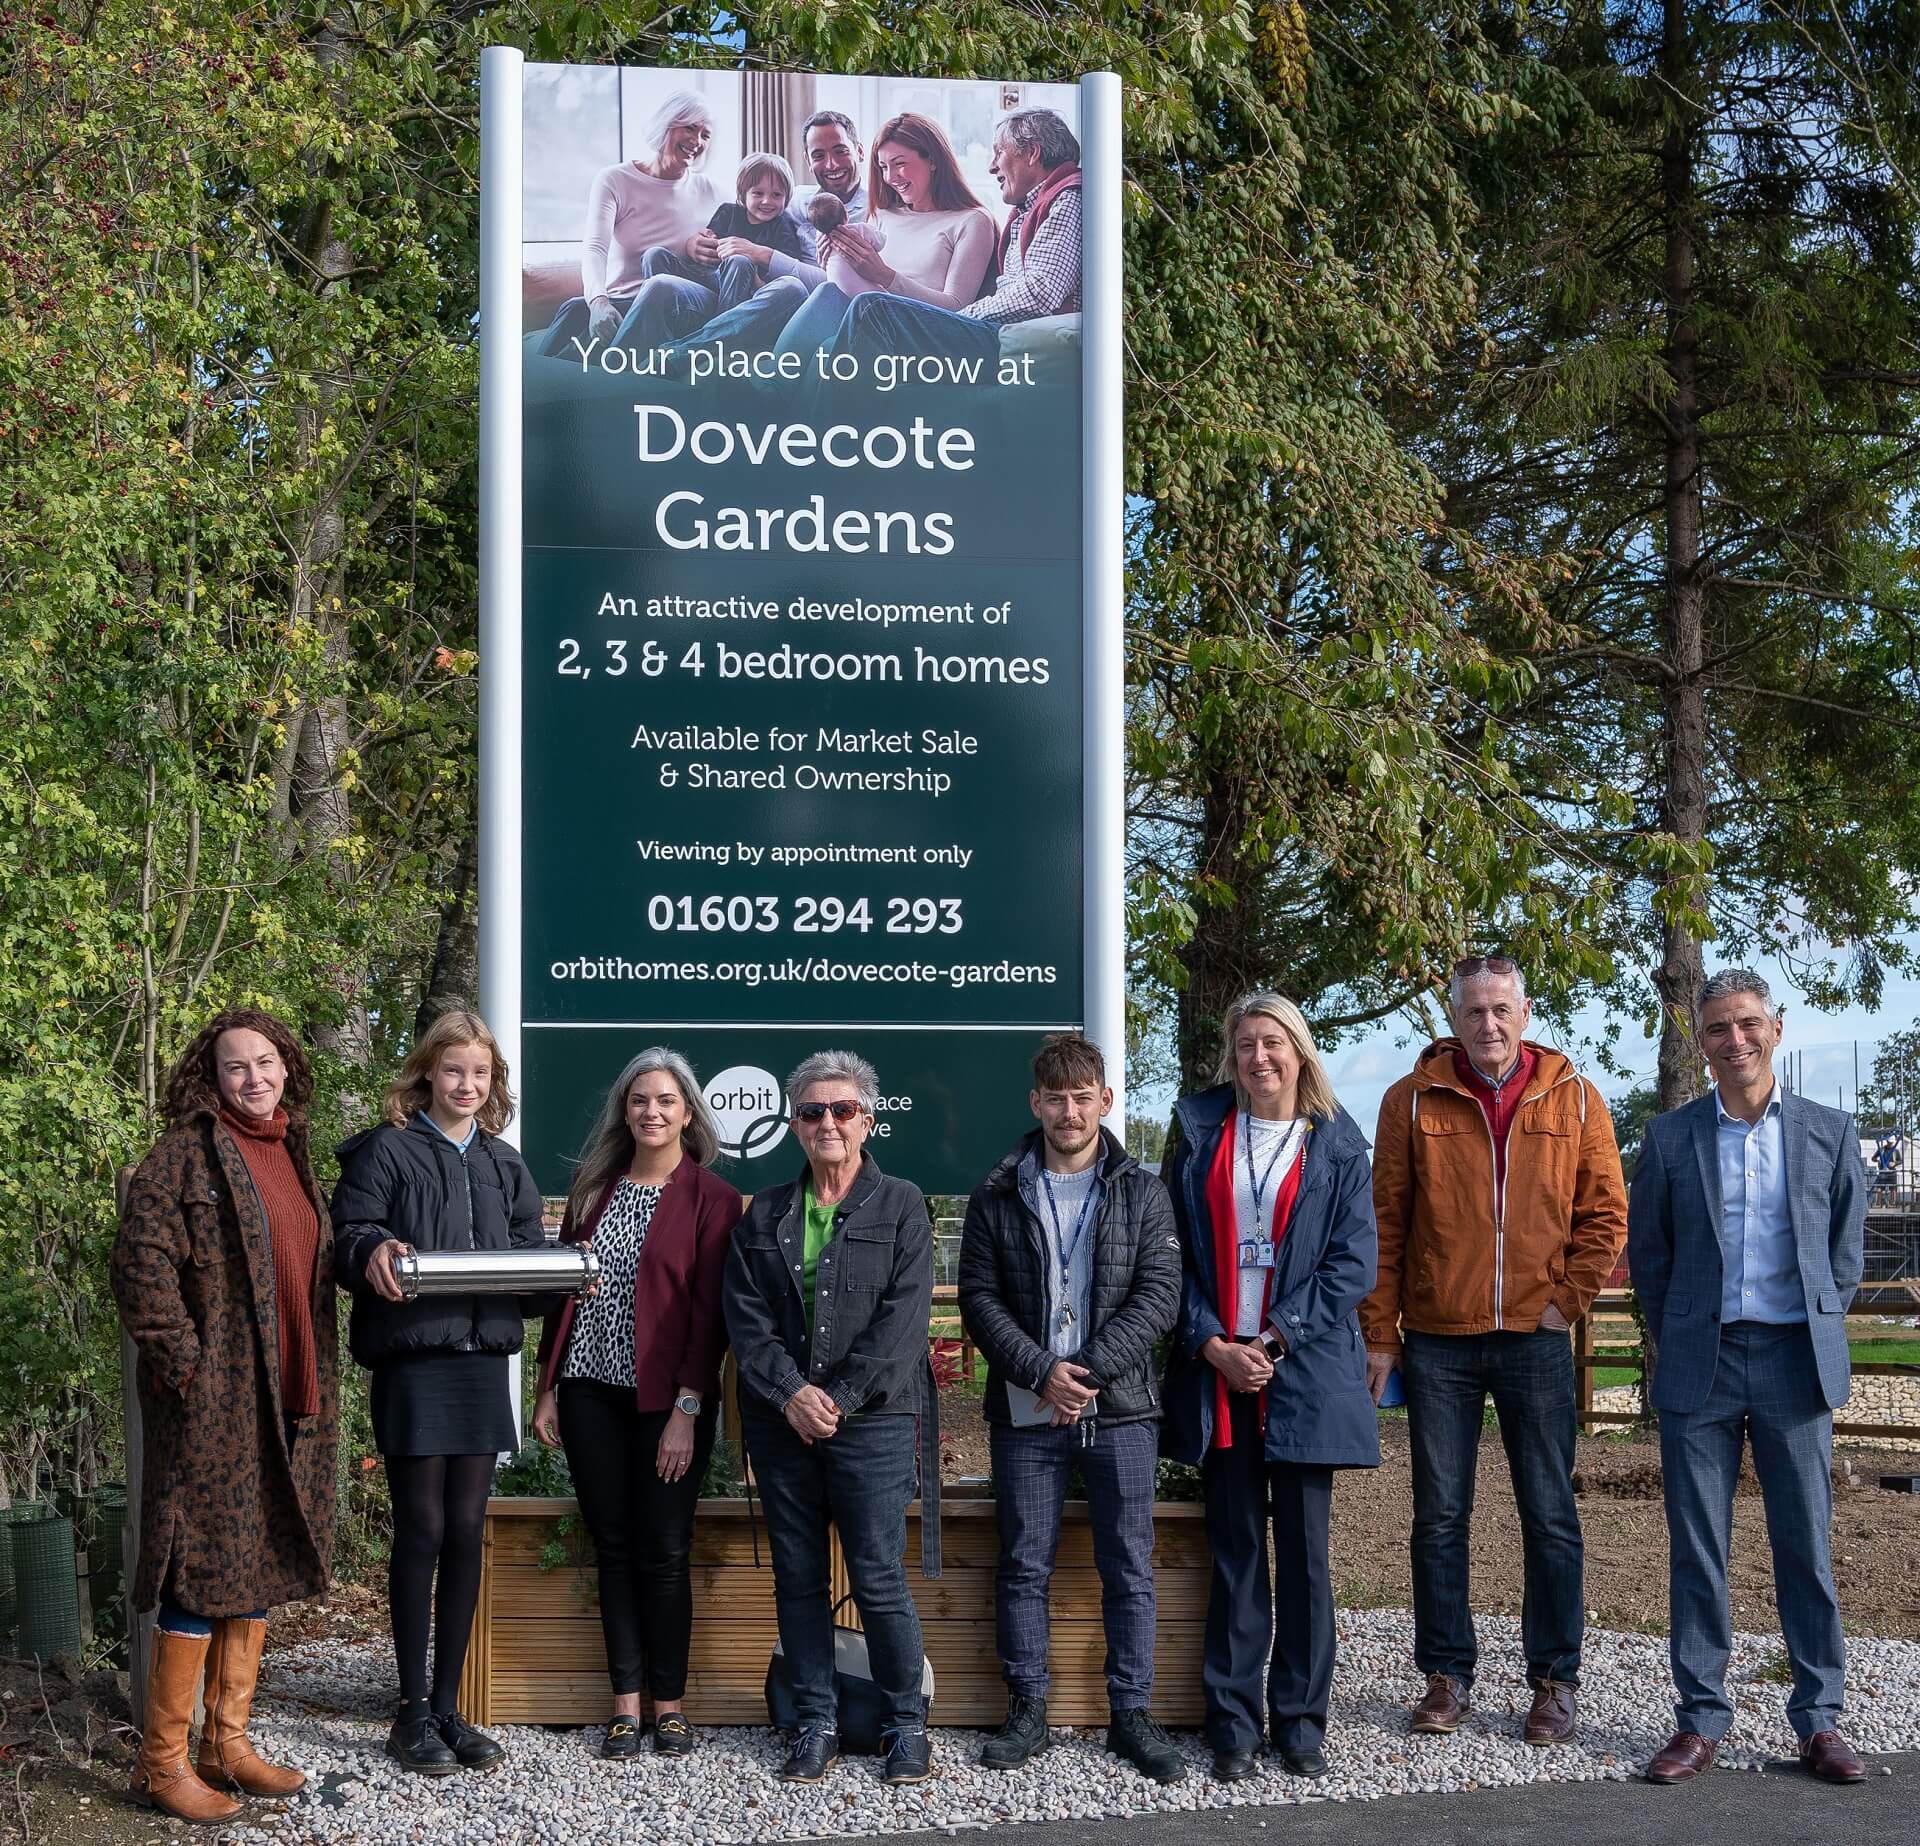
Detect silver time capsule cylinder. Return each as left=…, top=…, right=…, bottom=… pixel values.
left=391, top=1245, right=600, bottom=1300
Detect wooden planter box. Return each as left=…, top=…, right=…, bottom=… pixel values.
left=460, top=1496, right=1209, bottom=1728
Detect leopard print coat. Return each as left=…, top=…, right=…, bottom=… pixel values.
left=112, top=1110, right=339, bottom=1615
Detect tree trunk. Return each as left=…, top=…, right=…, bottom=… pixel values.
left=286, top=12, right=370, bottom=1072
left=416, top=829, right=479, bottom=1038
left=1176, top=767, right=1255, bottom=1090
left=1653, top=0, right=1708, bottom=1113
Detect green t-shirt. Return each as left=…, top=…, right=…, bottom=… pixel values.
left=801, top=1187, right=837, bottom=1332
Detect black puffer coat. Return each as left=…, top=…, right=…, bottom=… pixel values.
left=957, top=1128, right=1181, bottom=1428
left=332, top=1113, right=546, bottom=1365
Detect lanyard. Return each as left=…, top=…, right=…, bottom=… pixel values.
left=1243, top=1114, right=1302, bottom=1229
left=1039, top=1168, right=1100, bottom=1288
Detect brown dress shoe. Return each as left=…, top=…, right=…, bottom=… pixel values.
left=1409, top=1673, right=1470, bottom=1734
left=1799, top=1730, right=1866, bottom=1784
left=198, top=1616, right=305, bottom=1797
left=1645, top=1730, right=1718, bottom=1783
left=1523, top=1678, right=1577, bottom=1746
left=131, top=1629, right=244, bottom=1825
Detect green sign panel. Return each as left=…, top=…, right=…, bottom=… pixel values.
left=503, top=64, right=1099, bottom=1194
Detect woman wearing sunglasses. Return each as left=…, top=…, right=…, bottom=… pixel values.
left=721, top=1051, right=940, bottom=1788
left=530, top=1049, right=743, bottom=1759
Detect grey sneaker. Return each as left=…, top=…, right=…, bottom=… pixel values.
left=982, top=1695, right=1050, bottom=1769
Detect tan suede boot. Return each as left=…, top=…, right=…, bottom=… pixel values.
left=132, top=1628, right=243, bottom=1824
left=197, top=1616, right=304, bottom=1796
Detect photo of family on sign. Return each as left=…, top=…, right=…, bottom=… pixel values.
left=520, top=67, right=1084, bottom=389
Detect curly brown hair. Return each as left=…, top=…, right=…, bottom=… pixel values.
left=162, top=1008, right=314, bottom=1126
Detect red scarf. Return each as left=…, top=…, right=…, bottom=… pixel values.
left=996, top=164, right=1083, bottom=268
left=1205, top=1108, right=1305, bottom=1450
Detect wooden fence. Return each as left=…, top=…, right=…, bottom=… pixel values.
left=1573, top=1289, right=1920, bottom=1441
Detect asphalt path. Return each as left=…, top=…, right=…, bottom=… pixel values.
left=831, top=1752, right=1916, bottom=1846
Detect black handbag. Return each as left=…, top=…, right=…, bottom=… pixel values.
left=763, top=1594, right=935, bottom=1752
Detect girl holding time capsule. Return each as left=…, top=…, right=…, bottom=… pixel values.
left=333, top=1010, right=545, bottom=1776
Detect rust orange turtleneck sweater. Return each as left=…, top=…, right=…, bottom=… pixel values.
left=219, top=1106, right=321, bottom=1419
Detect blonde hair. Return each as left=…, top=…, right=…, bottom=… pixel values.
left=382, top=1009, right=515, bottom=1135
left=1212, top=990, right=1339, bottom=1122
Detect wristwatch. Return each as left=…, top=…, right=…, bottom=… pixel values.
left=673, top=1391, right=703, bottom=1416
left=1257, top=1329, right=1287, bottom=1360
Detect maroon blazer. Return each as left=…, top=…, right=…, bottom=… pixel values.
left=535, top=1155, right=744, bottom=1412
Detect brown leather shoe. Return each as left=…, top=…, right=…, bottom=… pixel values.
left=1799, top=1730, right=1866, bottom=1784
left=198, top=1616, right=304, bottom=1797
left=1645, top=1730, right=1718, bottom=1783
left=1523, top=1677, right=1577, bottom=1746
left=1409, top=1672, right=1469, bottom=1734
left=131, top=1629, right=243, bottom=1824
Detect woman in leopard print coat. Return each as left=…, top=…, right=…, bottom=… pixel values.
left=112, top=1007, right=338, bottom=1821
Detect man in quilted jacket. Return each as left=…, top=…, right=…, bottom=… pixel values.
left=959, top=1034, right=1184, bottom=1784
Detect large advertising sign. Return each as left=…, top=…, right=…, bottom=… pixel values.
left=479, top=54, right=1122, bottom=1193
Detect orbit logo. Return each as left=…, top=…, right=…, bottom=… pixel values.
left=704, top=1065, right=789, bottom=1162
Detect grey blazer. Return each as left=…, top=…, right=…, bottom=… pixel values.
left=1626, top=1087, right=1866, bottom=1412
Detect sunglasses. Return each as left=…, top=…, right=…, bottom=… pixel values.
left=794, top=1100, right=866, bottom=1124
left=1452, top=954, right=1519, bottom=978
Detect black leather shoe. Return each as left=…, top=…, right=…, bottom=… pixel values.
left=432, top=1710, right=505, bottom=1771
left=652, top=1713, right=695, bottom=1757
left=601, top=1716, right=643, bottom=1760
left=882, top=1726, right=934, bottom=1785
left=385, top=1711, right=459, bottom=1776
left=1277, top=1744, right=1328, bottom=1777
left=1108, top=1708, right=1187, bottom=1784
left=1211, top=1747, right=1259, bottom=1782
left=780, top=1726, right=839, bottom=1783
left=982, top=1695, right=1050, bottom=1770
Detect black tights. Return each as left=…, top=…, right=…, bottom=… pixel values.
left=385, top=1453, right=494, bottom=1713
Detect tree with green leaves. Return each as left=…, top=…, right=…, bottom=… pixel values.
left=1417, top=0, right=1920, bottom=1108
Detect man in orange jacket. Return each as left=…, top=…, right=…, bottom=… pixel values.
left=1362, top=955, right=1626, bottom=1748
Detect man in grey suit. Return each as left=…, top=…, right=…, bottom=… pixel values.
left=1627, top=969, right=1868, bottom=1786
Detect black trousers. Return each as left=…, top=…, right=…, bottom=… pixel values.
left=1200, top=1390, right=1336, bottom=1753
left=558, top=1378, right=716, bottom=1699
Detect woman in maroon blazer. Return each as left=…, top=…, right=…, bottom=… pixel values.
left=532, top=1048, right=742, bottom=1758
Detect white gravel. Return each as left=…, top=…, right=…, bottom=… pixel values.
left=1591, top=1378, right=1920, bottom=1450
left=221, top=1613, right=1920, bottom=1844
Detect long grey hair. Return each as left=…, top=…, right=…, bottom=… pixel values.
left=564, top=1047, right=719, bottom=1227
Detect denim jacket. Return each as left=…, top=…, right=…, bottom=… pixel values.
left=722, top=1152, right=941, bottom=1570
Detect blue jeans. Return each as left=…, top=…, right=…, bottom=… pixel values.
left=1660, top=1322, right=1844, bottom=1740
left=658, top=276, right=810, bottom=361
left=744, top=1409, right=926, bottom=1732
left=1402, top=1328, right=1583, bottom=1687
left=533, top=253, right=772, bottom=363
left=823, top=291, right=1001, bottom=373
left=772, top=282, right=855, bottom=370
left=990, top=1420, right=1157, bottom=1709
left=639, top=245, right=767, bottom=316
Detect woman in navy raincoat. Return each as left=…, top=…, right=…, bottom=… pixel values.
left=1161, top=991, right=1379, bottom=1783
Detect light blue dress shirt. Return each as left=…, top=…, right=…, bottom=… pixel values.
left=1715, top=1085, right=1804, bottom=1326
left=420, top=1111, right=476, bottom=1151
